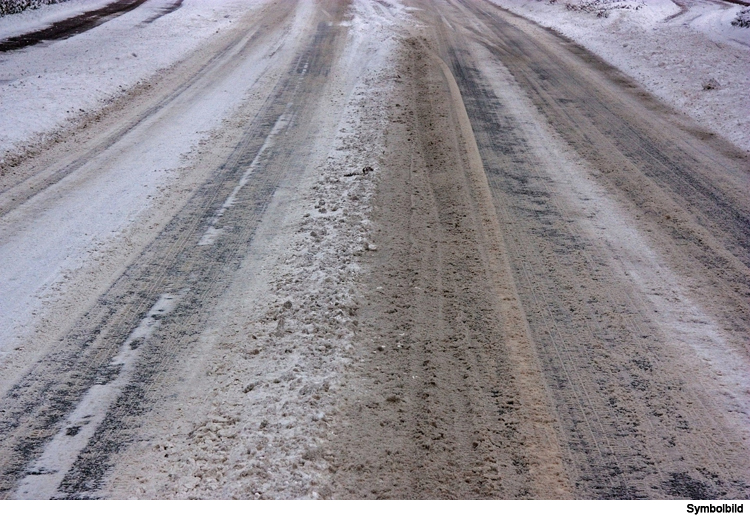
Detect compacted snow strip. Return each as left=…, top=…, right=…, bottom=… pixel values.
left=104, top=2, right=400, bottom=499
left=492, top=0, right=750, bottom=153
left=0, top=0, right=267, bottom=164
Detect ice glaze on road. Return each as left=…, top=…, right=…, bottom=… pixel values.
left=0, top=0, right=748, bottom=499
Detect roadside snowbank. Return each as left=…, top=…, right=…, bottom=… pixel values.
left=0, top=1, right=112, bottom=38
left=0, top=0, right=267, bottom=165
left=493, top=0, right=750, bottom=152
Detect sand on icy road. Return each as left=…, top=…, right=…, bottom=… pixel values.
left=328, top=0, right=750, bottom=499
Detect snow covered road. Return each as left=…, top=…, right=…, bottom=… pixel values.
left=0, top=0, right=748, bottom=499
left=0, top=0, right=361, bottom=497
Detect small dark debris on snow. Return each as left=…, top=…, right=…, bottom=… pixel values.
left=66, top=425, right=82, bottom=437
left=732, top=8, right=750, bottom=28
left=702, top=78, right=720, bottom=91
left=344, top=166, right=373, bottom=177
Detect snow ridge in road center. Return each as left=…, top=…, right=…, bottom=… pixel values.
left=103, top=4, right=399, bottom=498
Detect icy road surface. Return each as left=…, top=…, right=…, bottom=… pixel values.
left=0, top=0, right=748, bottom=499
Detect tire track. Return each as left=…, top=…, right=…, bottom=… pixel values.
left=0, top=2, right=293, bottom=219
left=142, top=0, right=185, bottom=25
left=457, top=0, right=750, bottom=322
left=330, top=35, right=569, bottom=499
left=0, top=0, right=351, bottom=498
left=418, top=0, right=750, bottom=499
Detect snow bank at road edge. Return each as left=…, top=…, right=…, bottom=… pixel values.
left=492, top=0, right=750, bottom=153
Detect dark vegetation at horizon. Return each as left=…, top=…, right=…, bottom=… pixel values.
left=1, top=0, right=68, bottom=17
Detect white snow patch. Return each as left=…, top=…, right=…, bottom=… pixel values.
left=0, top=0, right=282, bottom=380
left=0, top=0, right=270, bottom=162
left=492, top=0, right=750, bottom=152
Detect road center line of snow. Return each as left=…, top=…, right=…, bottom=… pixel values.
left=12, top=291, right=186, bottom=499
